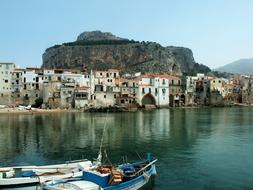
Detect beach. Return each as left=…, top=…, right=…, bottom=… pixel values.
left=0, top=107, right=80, bottom=115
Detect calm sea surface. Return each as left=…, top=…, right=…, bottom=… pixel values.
left=0, top=107, right=253, bottom=190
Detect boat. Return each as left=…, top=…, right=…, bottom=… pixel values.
left=43, top=114, right=158, bottom=190
left=0, top=159, right=93, bottom=187
left=43, top=154, right=157, bottom=190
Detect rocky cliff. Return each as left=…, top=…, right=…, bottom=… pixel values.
left=42, top=31, right=210, bottom=75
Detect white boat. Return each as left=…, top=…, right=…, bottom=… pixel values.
left=0, top=159, right=93, bottom=187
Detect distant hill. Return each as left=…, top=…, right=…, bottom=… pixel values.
left=216, top=58, right=253, bottom=74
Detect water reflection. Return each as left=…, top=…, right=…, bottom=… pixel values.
left=0, top=107, right=253, bottom=189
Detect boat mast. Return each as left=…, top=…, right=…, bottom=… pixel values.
left=96, top=111, right=108, bottom=165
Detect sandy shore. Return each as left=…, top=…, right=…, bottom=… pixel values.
left=0, top=108, right=81, bottom=115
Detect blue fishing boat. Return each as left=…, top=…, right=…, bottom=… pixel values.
left=43, top=154, right=157, bottom=190
left=44, top=115, right=157, bottom=190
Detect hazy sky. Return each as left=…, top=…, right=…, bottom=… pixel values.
left=1, top=0, right=253, bottom=69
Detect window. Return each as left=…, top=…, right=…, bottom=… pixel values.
left=94, top=96, right=96, bottom=100
left=36, top=94, right=38, bottom=97
left=24, top=84, right=26, bottom=90
left=155, top=88, right=158, bottom=95
left=171, top=80, right=174, bottom=85
left=24, top=77, right=26, bottom=83
left=162, top=79, right=165, bottom=84
left=142, top=88, right=145, bottom=94
left=104, top=95, right=106, bottom=99
left=106, top=73, right=109, bottom=77
left=162, top=88, right=166, bottom=94
left=178, top=80, right=181, bottom=85
left=114, top=73, right=116, bottom=78
left=82, top=94, right=88, bottom=99
left=149, top=88, right=151, bottom=93
left=114, top=94, right=117, bottom=98
left=4, top=80, right=8, bottom=83
left=100, top=73, right=102, bottom=76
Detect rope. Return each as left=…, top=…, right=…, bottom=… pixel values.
left=104, top=150, right=113, bottom=166
left=135, top=151, right=143, bottom=160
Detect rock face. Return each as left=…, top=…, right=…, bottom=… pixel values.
left=42, top=31, right=210, bottom=75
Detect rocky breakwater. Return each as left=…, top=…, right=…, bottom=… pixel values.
left=42, top=30, right=210, bottom=75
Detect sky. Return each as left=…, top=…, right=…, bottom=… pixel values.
left=0, top=0, right=253, bottom=69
